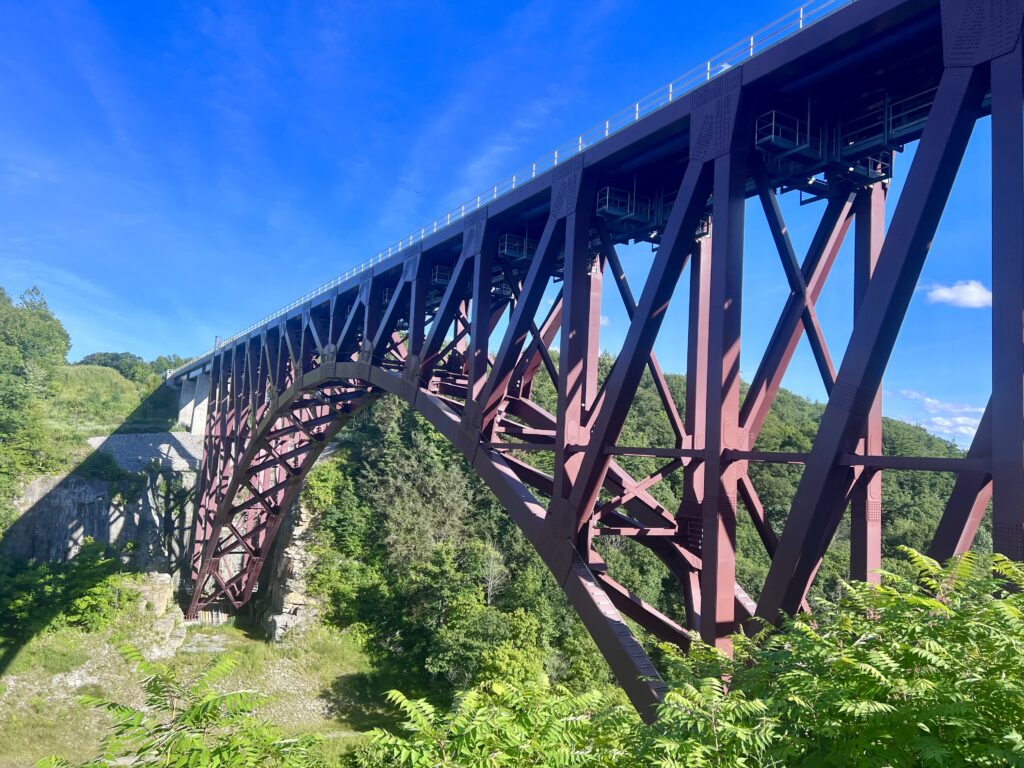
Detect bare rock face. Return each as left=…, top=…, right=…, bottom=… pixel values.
left=3, top=430, right=319, bottom=643
left=256, top=501, right=318, bottom=641
left=85, top=432, right=203, bottom=473
left=2, top=458, right=196, bottom=579
left=132, top=572, right=188, bottom=659
left=134, top=571, right=175, bottom=615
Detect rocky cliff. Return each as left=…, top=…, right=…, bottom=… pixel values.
left=2, top=431, right=316, bottom=637
left=2, top=433, right=200, bottom=579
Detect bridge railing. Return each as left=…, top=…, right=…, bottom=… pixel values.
left=168, top=0, right=855, bottom=380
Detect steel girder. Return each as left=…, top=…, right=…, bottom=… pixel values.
left=184, top=0, right=1024, bottom=722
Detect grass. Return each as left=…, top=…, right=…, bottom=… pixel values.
left=5, top=632, right=90, bottom=676
left=168, top=623, right=376, bottom=741
left=48, top=365, right=179, bottom=439
left=0, top=624, right=142, bottom=766
left=0, top=694, right=111, bottom=767
left=0, top=614, right=376, bottom=767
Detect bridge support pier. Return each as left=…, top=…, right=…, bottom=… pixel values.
left=177, top=378, right=197, bottom=430
left=178, top=374, right=211, bottom=434
left=190, top=374, right=211, bottom=434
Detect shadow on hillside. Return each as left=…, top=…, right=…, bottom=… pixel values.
left=320, top=667, right=424, bottom=732
left=0, top=384, right=196, bottom=676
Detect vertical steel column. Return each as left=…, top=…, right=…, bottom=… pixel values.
left=554, top=197, right=600, bottom=503
left=700, top=148, right=745, bottom=651
left=851, top=184, right=885, bottom=582
left=363, top=280, right=385, bottom=359
left=468, top=221, right=494, bottom=402
left=990, top=38, right=1024, bottom=561
left=408, top=266, right=427, bottom=359
left=679, top=236, right=712, bottom=628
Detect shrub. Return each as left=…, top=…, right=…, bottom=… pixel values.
left=354, top=683, right=637, bottom=768
left=355, top=549, right=1024, bottom=767
left=0, top=540, right=139, bottom=643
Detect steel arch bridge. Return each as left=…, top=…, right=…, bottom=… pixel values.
left=169, top=0, right=1024, bottom=721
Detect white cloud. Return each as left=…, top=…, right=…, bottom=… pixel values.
left=924, top=415, right=981, bottom=439
left=899, top=390, right=985, bottom=442
left=900, top=390, right=984, bottom=416
left=924, top=280, right=992, bottom=308
left=600, top=314, right=610, bottom=327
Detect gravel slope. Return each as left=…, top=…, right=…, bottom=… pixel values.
left=85, top=432, right=204, bottom=472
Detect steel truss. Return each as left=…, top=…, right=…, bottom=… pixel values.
left=182, top=0, right=1024, bottom=721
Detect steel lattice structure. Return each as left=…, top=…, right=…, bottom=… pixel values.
left=171, top=0, right=1024, bottom=721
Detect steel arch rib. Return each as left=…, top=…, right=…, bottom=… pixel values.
left=187, top=360, right=668, bottom=720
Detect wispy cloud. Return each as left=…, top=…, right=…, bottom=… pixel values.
left=0, top=256, right=114, bottom=303
left=600, top=314, right=611, bottom=327
left=0, top=256, right=213, bottom=359
left=924, top=280, right=992, bottom=308
left=925, top=414, right=982, bottom=439
left=900, top=389, right=984, bottom=416
left=899, top=390, right=984, bottom=442
left=377, top=0, right=620, bottom=236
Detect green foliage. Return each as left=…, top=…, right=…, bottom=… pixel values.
left=51, top=363, right=179, bottom=436
left=651, top=548, right=1024, bottom=765
left=37, top=646, right=321, bottom=768
left=0, top=284, right=182, bottom=539
left=0, top=539, right=140, bottom=645
left=304, top=455, right=372, bottom=559
left=355, top=683, right=638, bottom=768
left=355, top=550, right=1024, bottom=766
left=75, top=351, right=185, bottom=385
left=0, top=287, right=71, bottom=528
left=303, top=399, right=614, bottom=697
left=304, top=357, right=972, bottom=712
left=76, top=352, right=152, bottom=384
left=51, top=365, right=144, bottom=430
left=0, top=286, right=1001, bottom=764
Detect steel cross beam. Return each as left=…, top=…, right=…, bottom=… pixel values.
left=178, top=0, right=1024, bottom=722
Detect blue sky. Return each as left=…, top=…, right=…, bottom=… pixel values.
left=0, top=0, right=993, bottom=445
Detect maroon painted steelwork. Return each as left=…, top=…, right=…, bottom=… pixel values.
left=176, top=0, right=1024, bottom=722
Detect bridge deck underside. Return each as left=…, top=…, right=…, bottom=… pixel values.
left=179, top=0, right=1024, bottom=721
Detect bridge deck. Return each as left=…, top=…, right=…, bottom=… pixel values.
left=170, top=0, right=955, bottom=384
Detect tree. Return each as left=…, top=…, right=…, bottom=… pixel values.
left=301, top=358, right=988, bottom=726
left=653, top=548, right=1024, bottom=766
left=149, top=354, right=188, bottom=376
left=0, top=287, right=71, bottom=528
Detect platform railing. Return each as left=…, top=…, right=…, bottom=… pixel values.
left=168, top=0, right=855, bottom=379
